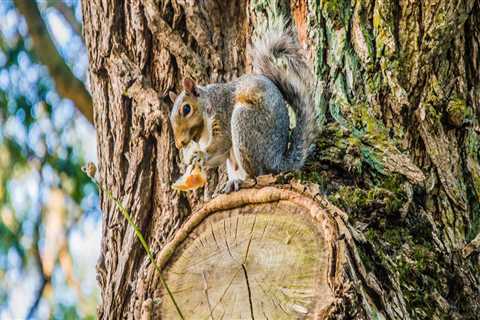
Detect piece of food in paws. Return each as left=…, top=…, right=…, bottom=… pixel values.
left=172, top=162, right=207, bottom=191
left=181, top=141, right=202, bottom=165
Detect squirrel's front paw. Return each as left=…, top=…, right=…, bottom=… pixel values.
left=223, top=179, right=242, bottom=194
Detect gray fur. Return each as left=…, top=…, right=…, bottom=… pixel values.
left=230, top=75, right=290, bottom=176
left=249, top=18, right=316, bottom=171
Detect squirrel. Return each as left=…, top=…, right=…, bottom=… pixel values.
left=169, top=20, right=316, bottom=193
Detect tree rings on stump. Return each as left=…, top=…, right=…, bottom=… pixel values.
left=156, top=186, right=347, bottom=319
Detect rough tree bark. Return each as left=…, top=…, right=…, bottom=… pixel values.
left=82, top=0, right=480, bottom=319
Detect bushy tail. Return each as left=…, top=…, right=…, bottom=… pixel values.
left=250, top=19, right=316, bottom=171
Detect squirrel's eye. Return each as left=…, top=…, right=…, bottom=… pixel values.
left=182, top=104, right=191, bottom=117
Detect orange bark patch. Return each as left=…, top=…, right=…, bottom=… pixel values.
left=292, top=0, right=308, bottom=45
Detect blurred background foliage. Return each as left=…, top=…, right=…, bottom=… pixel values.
left=0, top=0, right=99, bottom=319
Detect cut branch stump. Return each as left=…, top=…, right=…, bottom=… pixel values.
left=154, top=178, right=356, bottom=319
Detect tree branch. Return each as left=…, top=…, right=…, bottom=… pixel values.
left=13, top=0, right=93, bottom=124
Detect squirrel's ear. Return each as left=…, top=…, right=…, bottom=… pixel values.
left=182, top=77, right=198, bottom=97
left=168, top=91, right=177, bottom=103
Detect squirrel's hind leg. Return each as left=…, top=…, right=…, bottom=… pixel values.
left=230, top=100, right=286, bottom=177
left=223, top=149, right=247, bottom=193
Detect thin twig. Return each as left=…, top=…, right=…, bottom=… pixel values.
left=27, top=166, right=50, bottom=319
left=26, top=276, right=49, bottom=320
left=27, top=213, right=50, bottom=319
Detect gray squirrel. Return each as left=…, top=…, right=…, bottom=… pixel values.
left=169, top=21, right=316, bottom=193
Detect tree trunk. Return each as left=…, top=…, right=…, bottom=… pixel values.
left=82, top=0, right=480, bottom=319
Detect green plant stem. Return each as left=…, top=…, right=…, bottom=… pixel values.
left=96, top=183, right=185, bottom=319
